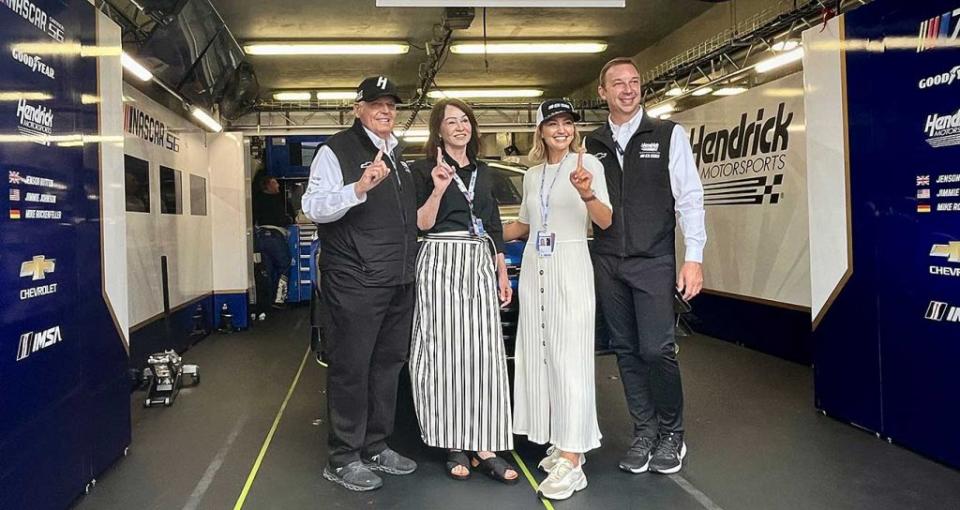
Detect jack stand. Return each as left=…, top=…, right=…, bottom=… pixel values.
left=143, top=350, right=199, bottom=408
left=217, top=303, right=236, bottom=333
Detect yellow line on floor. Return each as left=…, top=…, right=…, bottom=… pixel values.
left=509, top=450, right=555, bottom=510
left=233, top=346, right=311, bottom=510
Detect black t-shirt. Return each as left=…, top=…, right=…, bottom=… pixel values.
left=411, top=153, right=505, bottom=254
left=253, top=190, right=292, bottom=228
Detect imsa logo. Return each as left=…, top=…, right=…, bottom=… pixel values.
left=15, top=325, right=63, bottom=362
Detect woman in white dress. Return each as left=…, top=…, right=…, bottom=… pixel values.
left=503, top=99, right=612, bottom=500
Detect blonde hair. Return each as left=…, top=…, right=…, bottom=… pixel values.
left=528, top=123, right=582, bottom=164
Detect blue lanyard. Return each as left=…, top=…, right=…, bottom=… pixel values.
left=539, top=153, right=569, bottom=229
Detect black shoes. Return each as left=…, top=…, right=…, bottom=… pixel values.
left=322, top=461, right=383, bottom=492
left=618, top=436, right=656, bottom=473
left=362, top=448, right=418, bottom=475
left=649, top=433, right=687, bottom=474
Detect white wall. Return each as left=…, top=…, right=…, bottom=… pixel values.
left=96, top=11, right=128, bottom=345
left=123, top=85, right=213, bottom=327
left=672, top=73, right=810, bottom=308
left=802, top=16, right=851, bottom=325
left=209, top=133, right=250, bottom=293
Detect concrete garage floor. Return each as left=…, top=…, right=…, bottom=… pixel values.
left=72, top=307, right=960, bottom=510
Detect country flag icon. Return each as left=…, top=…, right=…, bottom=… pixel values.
left=10, top=209, right=22, bottom=219
left=917, top=189, right=930, bottom=199
left=917, top=175, right=930, bottom=186
left=10, top=188, right=21, bottom=201
left=917, top=204, right=932, bottom=213
left=8, top=170, right=24, bottom=184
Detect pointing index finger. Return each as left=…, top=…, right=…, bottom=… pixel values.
left=374, top=149, right=383, bottom=163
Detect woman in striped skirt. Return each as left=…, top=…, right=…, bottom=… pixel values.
left=409, top=98, right=519, bottom=484
left=503, top=99, right=612, bottom=500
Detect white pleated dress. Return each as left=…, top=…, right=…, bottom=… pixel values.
left=512, top=152, right=610, bottom=453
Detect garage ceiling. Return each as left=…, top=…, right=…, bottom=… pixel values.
left=208, top=0, right=714, bottom=100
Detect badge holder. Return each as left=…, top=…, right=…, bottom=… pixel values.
left=536, top=231, right=556, bottom=257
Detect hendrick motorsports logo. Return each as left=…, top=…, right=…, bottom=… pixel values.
left=924, top=108, right=960, bottom=148
left=703, top=174, right=783, bottom=206
left=930, top=241, right=960, bottom=277
left=925, top=300, right=960, bottom=323
left=917, top=7, right=960, bottom=53
left=11, top=47, right=55, bottom=79
left=16, top=98, right=54, bottom=145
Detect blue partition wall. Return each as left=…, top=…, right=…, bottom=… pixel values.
left=815, top=0, right=960, bottom=468
left=0, top=2, right=131, bottom=509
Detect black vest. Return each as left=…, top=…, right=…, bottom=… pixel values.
left=586, top=113, right=676, bottom=258
left=317, top=120, right=418, bottom=286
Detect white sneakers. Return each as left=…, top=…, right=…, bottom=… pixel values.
left=538, top=445, right=586, bottom=473
left=537, top=458, right=587, bottom=501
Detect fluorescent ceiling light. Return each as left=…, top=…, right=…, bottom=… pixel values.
left=665, top=87, right=685, bottom=97
left=273, top=91, right=312, bottom=101
left=647, top=103, right=675, bottom=118
left=379, top=1, right=624, bottom=6
left=659, top=113, right=672, bottom=120
left=756, top=47, right=804, bottom=73
left=398, top=129, right=430, bottom=137
left=713, top=87, right=748, bottom=96
left=427, top=89, right=543, bottom=99
left=450, top=41, right=607, bottom=54
left=691, top=87, right=713, bottom=96
left=190, top=107, right=222, bottom=132
left=771, top=40, right=801, bottom=52
left=0, top=91, right=53, bottom=101
left=315, top=91, right=358, bottom=100
left=121, top=52, right=152, bottom=81
left=244, top=42, right=409, bottom=56
left=403, top=136, right=429, bottom=143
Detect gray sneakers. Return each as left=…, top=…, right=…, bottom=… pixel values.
left=538, top=445, right=586, bottom=473
left=537, top=458, right=587, bottom=500
left=322, top=461, right=383, bottom=492
left=362, top=448, right=418, bottom=475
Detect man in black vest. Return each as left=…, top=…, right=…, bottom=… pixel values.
left=301, top=76, right=419, bottom=491
left=585, top=58, right=706, bottom=475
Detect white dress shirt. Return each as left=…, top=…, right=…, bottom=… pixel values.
left=609, top=108, right=707, bottom=263
left=301, top=126, right=399, bottom=224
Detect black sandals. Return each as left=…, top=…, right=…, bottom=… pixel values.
left=470, top=453, right=520, bottom=485
left=446, top=450, right=472, bottom=481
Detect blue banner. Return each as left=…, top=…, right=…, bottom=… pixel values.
left=0, top=1, right=130, bottom=508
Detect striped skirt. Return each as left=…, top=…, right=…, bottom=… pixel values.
left=409, top=233, right=513, bottom=452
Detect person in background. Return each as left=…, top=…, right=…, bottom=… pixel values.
left=409, top=98, right=519, bottom=485
left=503, top=99, right=612, bottom=500
left=253, top=172, right=293, bottom=317
left=301, top=75, right=419, bottom=492
left=586, top=57, right=706, bottom=475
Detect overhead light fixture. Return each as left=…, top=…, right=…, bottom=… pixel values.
left=402, top=136, right=429, bottom=143
left=273, top=91, right=312, bottom=101
left=450, top=41, right=607, bottom=54
left=691, top=87, right=713, bottom=96
left=426, top=89, right=544, bottom=99
left=659, top=113, right=672, bottom=120
left=397, top=129, right=430, bottom=138
left=756, top=47, right=804, bottom=73
left=315, top=91, right=358, bottom=100
left=771, top=40, right=801, bottom=52
left=121, top=52, right=152, bottom=81
left=647, top=102, right=675, bottom=118
left=713, top=87, right=748, bottom=96
left=243, top=42, right=410, bottom=56
left=190, top=107, right=222, bottom=133
left=665, top=87, right=685, bottom=97
left=0, top=91, right=53, bottom=101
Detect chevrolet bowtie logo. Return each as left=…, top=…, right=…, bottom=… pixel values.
left=20, top=255, right=55, bottom=281
left=930, top=242, right=960, bottom=263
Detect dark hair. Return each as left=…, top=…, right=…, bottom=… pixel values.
left=599, top=57, right=641, bottom=87
left=424, top=98, right=482, bottom=158
left=253, top=170, right=275, bottom=192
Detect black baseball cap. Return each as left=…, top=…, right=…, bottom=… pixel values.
left=536, top=99, right=581, bottom=126
left=355, top=76, right=403, bottom=104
